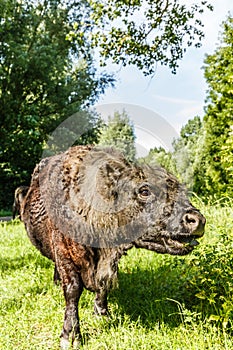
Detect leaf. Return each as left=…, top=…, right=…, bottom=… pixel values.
left=195, top=291, right=206, bottom=300
left=209, top=314, right=221, bottom=322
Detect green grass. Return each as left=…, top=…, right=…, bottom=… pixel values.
left=0, top=200, right=233, bottom=350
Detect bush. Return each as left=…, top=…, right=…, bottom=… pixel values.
left=170, top=198, right=233, bottom=328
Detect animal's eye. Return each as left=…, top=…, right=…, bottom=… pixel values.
left=141, top=189, right=150, bottom=196
left=138, top=186, right=151, bottom=198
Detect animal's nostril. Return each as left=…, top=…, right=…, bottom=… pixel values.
left=184, top=214, right=197, bottom=225
left=182, top=211, right=205, bottom=236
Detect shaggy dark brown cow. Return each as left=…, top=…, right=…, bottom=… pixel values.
left=12, top=186, right=29, bottom=219
left=21, top=145, right=205, bottom=349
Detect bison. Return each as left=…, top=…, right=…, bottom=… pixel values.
left=21, top=145, right=205, bottom=349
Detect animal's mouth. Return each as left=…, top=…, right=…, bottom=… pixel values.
left=173, top=235, right=200, bottom=248
left=134, top=233, right=202, bottom=255
left=160, top=233, right=203, bottom=255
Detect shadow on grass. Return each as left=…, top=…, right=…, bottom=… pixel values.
left=0, top=252, right=199, bottom=329
left=108, top=266, right=185, bottom=329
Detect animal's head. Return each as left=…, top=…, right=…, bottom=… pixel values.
left=39, top=146, right=205, bottom=253
left=130, top=165, right=205, bottom=255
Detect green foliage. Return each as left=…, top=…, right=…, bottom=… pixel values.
left=199, top=16, right=233, bottom=198
left=172, top=198, right=233, bottom=329
left=0, top=209, right=11, bottom=217
left=1, top=201, right=233, bottom=349
left=172, top=116, right=206, bottom=192
left=98, top=110, right=136, bottom=162
left=219, top=126, right=233, bottom=186
left=0, top=0, right=114, bottom=209
left=140, top=146, right=177, bottom=177
left=179, top=116, right=202, bottom=140
left=82, top=0, right=213, bottom=75
left=142, top=14, right=233, bottom=200
left=140, top=116, right=205, bottom=190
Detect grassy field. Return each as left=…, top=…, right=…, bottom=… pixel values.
left=0, top=198, right=233, bottom=350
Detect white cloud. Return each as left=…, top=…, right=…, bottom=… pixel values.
left=153, top=94, right=199, bottom=105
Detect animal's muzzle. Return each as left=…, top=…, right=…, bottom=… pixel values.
left=182, top=210, right=206, bottom=236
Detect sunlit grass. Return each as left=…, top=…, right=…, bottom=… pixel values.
left=0, top=201, right=233, bottom=349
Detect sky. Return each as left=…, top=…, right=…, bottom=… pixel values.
left=94, top=0, right=232, bottom=156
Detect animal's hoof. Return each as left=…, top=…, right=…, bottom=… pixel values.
left=60, top=338, right=70, bottom=350
left=60, top=337, right=81, bottom=349
left=73, top=338, right=81, bottom=349
left=94, top=303, right=108, bottom=316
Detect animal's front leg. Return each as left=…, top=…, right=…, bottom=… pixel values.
left=94, top=290, right=108, bottom=316
left=58, top=261, right=83, bottom=350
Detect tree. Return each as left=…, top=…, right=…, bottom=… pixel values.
left=141, top=116, right=206, bottom=194
left=0, top=0, right=113, bottom=208
left=172, top=116, right=205, bottom=191
left=219, top=126, right=233, bottom=192
left=154, top=17, right=233, bottom=199
left=156, top=17, right=233, bottom=199
left=0, top=0, right=215, bottom=208
left=200, top=16, right=233, bottom=198
left=68, top=0, right=213, bottom=76
left=98, top=110, right=136, bottom=161
left=140, top=146, right=177, bottom=176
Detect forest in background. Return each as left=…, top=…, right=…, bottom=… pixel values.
left=0, top=0, right=232, bottom=209
left=144, top=17, right=233, bottom=200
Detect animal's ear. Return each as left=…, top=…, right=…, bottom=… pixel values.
left=102, top=161, right=124, bottom=184
left=96, top=161, right=125, bottom=202
left=105, top=163, right=115, bottom=176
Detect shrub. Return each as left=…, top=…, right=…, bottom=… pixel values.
left=171, top=198, right=233, bottom=328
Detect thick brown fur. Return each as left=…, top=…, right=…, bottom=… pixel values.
left=21, top=145, right=206, bottom=349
